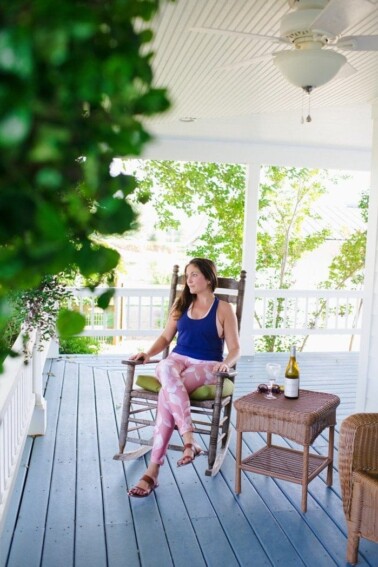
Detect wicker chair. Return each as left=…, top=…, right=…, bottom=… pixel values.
left=339, top=413, right=378, bottom=565
left=113, top=264, right=246, bottom=476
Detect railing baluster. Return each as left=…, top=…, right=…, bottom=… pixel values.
left=262, top=296, right=266, bottom=328
left=283, top=297, right=288, bottom=329
left=138, top=295, right=142, bottom=331
left=160, top=296, right=165, bottom=329
left=293, top=297, right=298, bottom=329
left=345, top=296, right=350, bottom=328
left=335, top=296, right=340, bottom=329
left=304, top=296, right=309, bottom=328
left=325, top=296, right=329, bottom=329
left=90, top=297, right=95, bottom=329
left=149, top=296, right=153, bottom=329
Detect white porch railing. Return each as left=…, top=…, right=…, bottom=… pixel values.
left=66, top=286, right=363, bottom=340
left=0, top=331, right=54, bottom=534
left=66, top=286, right=170, bottom=338
left=253, top=289, right=363, bottom=335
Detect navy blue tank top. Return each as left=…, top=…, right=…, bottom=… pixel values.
left=172, top=297, right=224, bottom=361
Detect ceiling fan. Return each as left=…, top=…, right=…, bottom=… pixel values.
left=190, top=0, right=378, bottom=92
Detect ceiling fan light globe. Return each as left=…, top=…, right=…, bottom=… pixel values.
left=273, top=48, right=346, bottom=88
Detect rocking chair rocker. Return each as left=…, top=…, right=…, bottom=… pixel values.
left=113, top=264, right=246, bottom=476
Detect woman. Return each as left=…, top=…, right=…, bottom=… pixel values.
left=128, top=258, right=240, bottom=497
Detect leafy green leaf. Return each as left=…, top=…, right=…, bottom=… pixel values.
left=0, top=30, right=33, bottom=77
left=75, top=242, right=120, bottom=278
left=0, top=0, right=173, bottom=368
left=56, top=309, right=86, bottom=338
left=97, top=289, right=114, bottom=309
left=0, top=108, right=31, bottom=146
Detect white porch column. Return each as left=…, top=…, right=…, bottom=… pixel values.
left=28, top=330, right=47, bottom=435
left=240, top=162, right=261, bottom=355
left=356, top=99, right=378, bottom=411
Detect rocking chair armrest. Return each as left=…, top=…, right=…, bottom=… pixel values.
left=122, top=358, right=161, bottom=367
left=214, top=370, right=237, bottom=379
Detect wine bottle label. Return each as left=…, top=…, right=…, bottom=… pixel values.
left=284, top=377, right=299, bottom=398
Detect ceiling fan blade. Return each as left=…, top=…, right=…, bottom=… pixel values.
left=336, top=35, right=378, bottom=51
left=332, top=61, right=357, bottom=80
left=189, top=26, right=289, bottom=45
left=217, top=54, right=272, bottom=71
left=310, top=0, right=377, bottom=37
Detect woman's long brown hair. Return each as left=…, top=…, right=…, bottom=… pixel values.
left=171, top=258, right=218, bottom=319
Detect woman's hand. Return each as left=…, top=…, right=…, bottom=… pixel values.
left=129, top=352, right=151, bottom=364
left=212, top=361, right=230, bottom=373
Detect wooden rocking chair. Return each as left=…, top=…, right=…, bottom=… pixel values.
left=113, top=264, right=246, bottom=476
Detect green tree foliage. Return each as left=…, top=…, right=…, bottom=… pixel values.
left=321, top=190, right=368, bottom=290
left=256, top=166, right=331, bottom=351
left=131, top=160, right=334, bottom=351
left=300, top=190, right=368, bottom=351
left=257, top=166, right=331, bottom=289
left=0, top=0, right=173, bottom=362
left=132, top=160, right=330, bottom=281
left=59, top=336, right=101, bottom=355
left=130, top=159, right=247, bottom=276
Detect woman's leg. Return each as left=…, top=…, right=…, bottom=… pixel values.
left=129, top=354, right=218, bottom=495
left=176, top=356, right=218, bottom=464
left=151, top=353, right=217, bottom=464
left=150, top=354, right=187, bottom=465
left=129, top=355, right=187, bottom=495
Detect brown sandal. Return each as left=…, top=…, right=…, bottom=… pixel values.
left=177, top=443, right=205, bottom=467
left=128, top=474, right=159, bottom=498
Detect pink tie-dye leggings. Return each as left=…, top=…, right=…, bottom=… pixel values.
left=150, top=352, right=219, bottom=465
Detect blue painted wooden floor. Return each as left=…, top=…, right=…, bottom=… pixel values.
left=1, top=352, right=377, bottom=566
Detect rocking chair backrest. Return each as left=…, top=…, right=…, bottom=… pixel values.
left=163, top=264, right=247, bottom=358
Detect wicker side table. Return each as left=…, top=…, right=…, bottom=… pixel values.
left=234, top=389, right=340, bottom=513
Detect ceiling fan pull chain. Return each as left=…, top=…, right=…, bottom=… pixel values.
left=301, top=85, right=313, bottom=123
left=306, top=91, right=312, bottom=123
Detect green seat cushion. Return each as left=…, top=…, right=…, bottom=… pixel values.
left=136, top=375, right=162, bottom=393
left=136, top=374, right=234, bottom=400
left=190, top=379, right=234, bottom=400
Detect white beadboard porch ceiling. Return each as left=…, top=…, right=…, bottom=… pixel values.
left=142, top=0, right=378, bottom=160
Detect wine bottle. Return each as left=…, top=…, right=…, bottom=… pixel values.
left=284, top=346, right=300, bottom=399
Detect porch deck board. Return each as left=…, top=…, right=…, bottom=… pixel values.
left=40, top=359, right=78, bottom=567
left=2, top=352, right=377, bottom=567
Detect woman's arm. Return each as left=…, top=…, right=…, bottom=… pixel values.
left=213, top=301, right=240, bottom=372
left=129, top=313, right=178, bottom=363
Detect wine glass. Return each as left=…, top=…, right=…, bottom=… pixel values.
left=265, top=362, right=281, bottom=400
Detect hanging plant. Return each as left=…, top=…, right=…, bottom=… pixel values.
left=4, top=275, right=73, bottom=363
